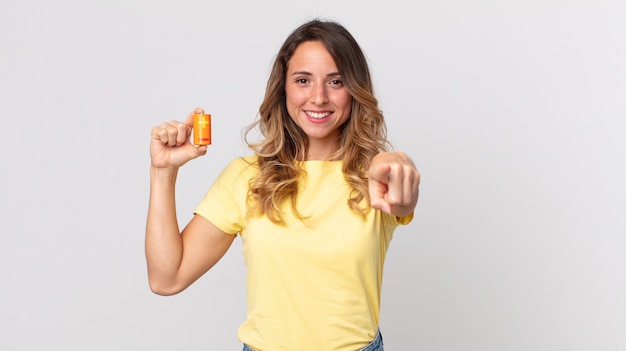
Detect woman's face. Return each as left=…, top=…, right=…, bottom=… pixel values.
left=285, top=40, right=353, bottom=159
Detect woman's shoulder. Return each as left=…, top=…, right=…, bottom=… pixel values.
left=230, top=155, right=258, bottom=169
left=219, top=155, right=259, bottom=180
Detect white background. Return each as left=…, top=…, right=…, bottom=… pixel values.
left=1, top=0, right=625, bottom=350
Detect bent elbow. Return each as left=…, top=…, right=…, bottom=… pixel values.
left=148, top=278, right=184, bottom=296
left=149, top=285, right=177, bottom=296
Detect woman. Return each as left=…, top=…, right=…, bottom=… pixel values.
left=146, top=19, right=420, bottom=351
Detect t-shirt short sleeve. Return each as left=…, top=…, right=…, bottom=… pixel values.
left=396, top=212, right=414, bottom=225
left=194, top=157, right=257, bottom=235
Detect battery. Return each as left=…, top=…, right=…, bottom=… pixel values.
left=193, top=113, right=211, bottom=145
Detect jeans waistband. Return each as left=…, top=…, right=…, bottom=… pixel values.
left=242, top=329, right=383, bottom=351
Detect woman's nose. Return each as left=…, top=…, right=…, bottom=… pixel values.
left=310, top=83, right=329, bottom=105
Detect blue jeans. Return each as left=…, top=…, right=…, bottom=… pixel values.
left=242, top=329, right=384, bottom=351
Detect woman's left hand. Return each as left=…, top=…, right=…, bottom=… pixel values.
left=368, top=152, right=420, bottom=217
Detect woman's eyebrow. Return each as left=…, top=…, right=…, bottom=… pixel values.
left=289, top=71, right=341, bottom=77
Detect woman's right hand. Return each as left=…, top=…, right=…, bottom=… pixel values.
left=150, top=108, right=208, bottom=169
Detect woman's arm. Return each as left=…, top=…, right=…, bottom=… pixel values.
left=145, top=108, right=235, bottom=295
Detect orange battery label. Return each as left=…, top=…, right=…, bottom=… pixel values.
left=193, top=113, right=211, bottom=145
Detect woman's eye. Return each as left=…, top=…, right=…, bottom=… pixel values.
left=330, top=79, right=344, bottom=86
left=295, top=78, right=308, bottom=84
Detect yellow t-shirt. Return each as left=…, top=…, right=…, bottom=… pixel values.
left=195, top=156, right=412, bottom=351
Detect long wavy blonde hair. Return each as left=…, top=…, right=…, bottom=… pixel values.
left=244, top=19, right=391, bottom=224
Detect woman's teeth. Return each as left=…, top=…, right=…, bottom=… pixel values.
left=307, top=111, right=330, bottom=119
